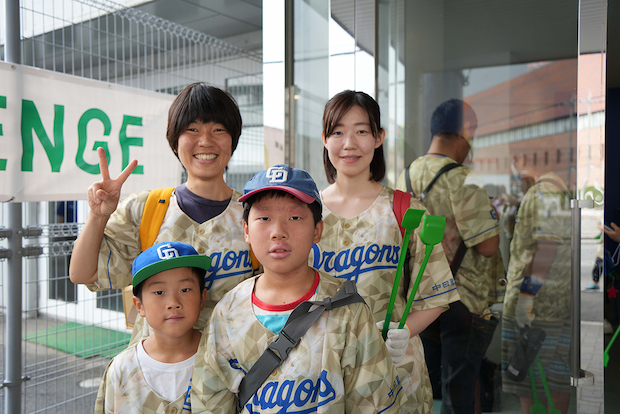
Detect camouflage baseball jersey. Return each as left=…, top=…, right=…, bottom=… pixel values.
left=191, top=272, right=407, bottom=413
left=396, top=156, right=501, bottom=315
left=310, top=186, right=459, bottom=414
left=87, top=188, right=253, bottom=345
left=502, top=172, right=571, bottom=321
left=95, top=344, right=192, bottom=413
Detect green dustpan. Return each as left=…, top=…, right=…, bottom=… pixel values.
left=536, top=355, right=561, bottom=414
left=382, top=208, right=425, bottom=340
left=529, top=366, right=547, bottom=414
left=399, top=215, right=446, bottom=329
left=604, top=324, right=620, bottom=368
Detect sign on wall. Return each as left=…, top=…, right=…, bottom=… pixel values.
left=0, top=62, right=180, bottom=202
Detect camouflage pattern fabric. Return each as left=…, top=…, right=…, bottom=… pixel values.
left=95, top=344, right=192, bottom=413
left=310, top=186, right=459, bottom=414
left=483, top=250, right=506, bottom=306
left=396, top=156, right=501, bottom=315
left=502, top=172, right=572, bottom=322
left=87, top=189, right=253, bottom=346
left=191, top=273, right=407, bottom=413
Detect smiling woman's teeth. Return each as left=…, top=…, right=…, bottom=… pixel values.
left=195, top=154, right=217, bottom=160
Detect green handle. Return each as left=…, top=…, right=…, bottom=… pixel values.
left=383, top=228, right=412, bottom=340
left=399, top=244, right=433, bottom=328
left=382, top=208, right=425, bottom=340
left=535, top=355, right=556, bottom=411
left=604, top=324, right=620, bottom=368
left=398, top=215, right=446, bottom=329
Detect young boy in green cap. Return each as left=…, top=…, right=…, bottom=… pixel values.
left=95, top=241, right=211, bottom=414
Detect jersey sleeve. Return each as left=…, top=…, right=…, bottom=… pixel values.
left=87, top=191, right=148, bottom=292
left=406, top=199, right=460, bottom=312
left=191, top=307, right=239, bottom=414
left=451, top=174, right=500, bottom=248
left=342, top=303, right=406, bottom=413
left=93, top=360, right=113, bottom=414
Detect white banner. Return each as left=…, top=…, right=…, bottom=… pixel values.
left=0, top=62, right=181, bottom=202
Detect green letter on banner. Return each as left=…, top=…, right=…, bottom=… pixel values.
left=21, top=100, right=65, bottom=172
left=119, top=115, right=143, bottom=174
left=0, top=96, right=6, bottom=171
left=76, top=109, right=112, bottom=174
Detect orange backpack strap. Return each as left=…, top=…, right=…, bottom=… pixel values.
left=139, top=187, right=174, bottom=251
left=393, top=190, right=412, bottom=239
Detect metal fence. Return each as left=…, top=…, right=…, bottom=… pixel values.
left=1, top=1, right=263, bottom=412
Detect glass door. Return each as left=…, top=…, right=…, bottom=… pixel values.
left=376, top=0, right=607, bottom=413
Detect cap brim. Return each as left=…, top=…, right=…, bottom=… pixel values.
left=238, top=187, right=315, bottom=204
left=132, top=255, right=212, bottom=288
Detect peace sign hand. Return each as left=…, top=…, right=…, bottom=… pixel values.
left=86, top=147, right=138, bottom=218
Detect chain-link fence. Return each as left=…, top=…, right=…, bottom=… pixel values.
left=1, top=0, right=263, bottom=412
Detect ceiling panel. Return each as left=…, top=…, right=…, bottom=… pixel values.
left=134, top=0, right=262, bottom=41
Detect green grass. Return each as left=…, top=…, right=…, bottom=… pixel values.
left=24, top=322, right=131, bottom=358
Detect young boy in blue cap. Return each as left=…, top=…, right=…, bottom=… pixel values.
left=95, top=241, right=211, bottom=414
left=192, top=164, right=406, bottom=413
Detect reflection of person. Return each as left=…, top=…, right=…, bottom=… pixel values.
left=192, top=165, right=406, bottom=413
left=583, top=232, right=604, bottom=291
left=601, top=222, right=620, bottom=243
left=69, top=83, right=254, bottom=346
left=396, top=98, right=500, bottom=414
left=501, top=153, right=572, bottom=414
left=314, top=91, right=458, bottom=414
left=95, top=242, right=210, bottom=413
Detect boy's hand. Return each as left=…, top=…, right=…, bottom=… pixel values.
left=87, top=147, right=137, bottom=218
left=376, top=321, right=410, bottom=364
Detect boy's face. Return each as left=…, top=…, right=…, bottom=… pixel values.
left=243, top=194, right=323, bottom=277
left=133, top=267, right=206, bottom=341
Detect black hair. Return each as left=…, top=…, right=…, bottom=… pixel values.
left=133, top=267, right=206, bottom=301
left=322, top=90, right=386, bottom=184
left=242, top=189, right=322, bottom=226
left=430, top=98, right=477, bottom=138
left=166, top=83, right=242, bottom=158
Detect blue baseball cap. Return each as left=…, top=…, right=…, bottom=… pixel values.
left=238, top=164, right=321, bottom=207
left=132, top=241, right=211, bottom=287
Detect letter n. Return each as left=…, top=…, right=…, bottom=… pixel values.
left=21, top=100, right=64, bottom=172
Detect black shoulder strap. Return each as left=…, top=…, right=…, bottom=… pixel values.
left=405, top=163, right=414, bottom=194
left=236, top=281, right=365, bottom=413
left=419, top=163, right=462, bottom=202
left=450, top=241, right=467, bottom=276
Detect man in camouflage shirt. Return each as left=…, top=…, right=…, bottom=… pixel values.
left=501, top=153, right=572, bottom=413
left=396, top=99, right=500, bottom=414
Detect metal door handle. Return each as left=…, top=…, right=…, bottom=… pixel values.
left=570, top=199, right=595, bottom=386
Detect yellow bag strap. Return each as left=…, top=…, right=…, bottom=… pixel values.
left=139, top=187, right=174, bottom=251
left=138, top=186, right=261, bottom=271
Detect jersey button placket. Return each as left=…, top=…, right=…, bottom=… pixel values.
left=169, top=407, right=178, bottom=414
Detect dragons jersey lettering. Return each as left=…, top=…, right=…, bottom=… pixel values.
left=310, top=244, right=400, bottom=282
left=245, top=370, right=337, bottom=413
